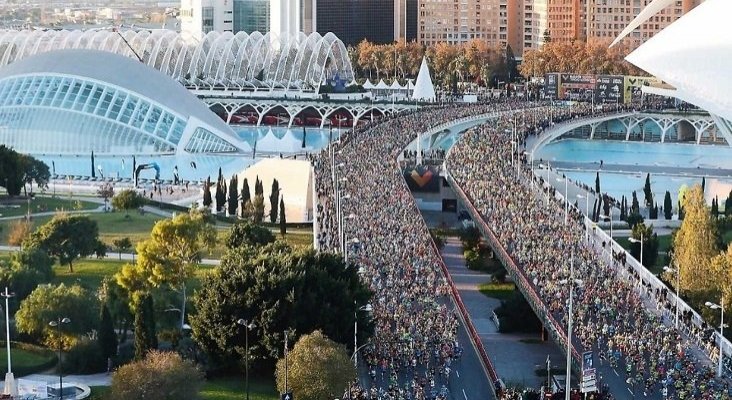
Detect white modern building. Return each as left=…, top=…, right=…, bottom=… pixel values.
left=0, top=49, right=245, bottom=155
left=617, top=0, right=732, bottom=145
left=270, top=0, right=315, bottom=38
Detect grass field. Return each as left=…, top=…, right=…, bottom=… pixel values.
left=0, top=196, right=98, bottom=218
left=478, top=281, right=516, bottom=300
left=615, top=234, right=673, bottom=275
left=0, top=346, right=57, bottom=376
left=87, top=376, right=278, bottom=400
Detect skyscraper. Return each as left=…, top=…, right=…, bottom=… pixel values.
left=180, top=0, right=233, bottom=38
left=233, top=0, right=270, bottom=33
left=315, top=0, right=396, bottom=45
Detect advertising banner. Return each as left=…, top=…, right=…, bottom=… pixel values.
left=623, top=75, right=662, bottom=104
left=595, top=75, right=625, bottom=103
left=403, top=166, right=440, bottom=193
left=544, top=73, right=559, bottom=99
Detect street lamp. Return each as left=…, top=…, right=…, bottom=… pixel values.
left=236, top=319, right=257, bottom=400
left=48, top=317, right=71, bottom=399
left=559, top=255, right=583, bottom=400
left=353, top=303, right=373, bottom=367
left=1, top=288, right=16, bottom=397
left=705, top=300, right=725, bottom=378
left=628, top=233, right=644, bottom=268
left=556, top=177, right=568, bottom=224
left=663, top=262, right=680, bottom=329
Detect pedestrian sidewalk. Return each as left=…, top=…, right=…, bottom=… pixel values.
left=440, top=237, right=564, bottom=389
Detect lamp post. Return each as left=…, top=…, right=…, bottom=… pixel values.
left=559, top=254, right=583, bottom=400
left=705, top=300, right=725, bottom=378
left=236, top=319, right=257, bottom=400
left=556, top=177, right=568, bottom=224
left=1, top=288, right=16, bottom=397
left=353, top=303, right=373, bottom=368
left=344, top=236, right=359, bottom=264
left=602, top=209, right=613, bottom=240
left=628, top=232, right=644, bottom=268
left=663, top=262, right=680, bottom=329
left=48, top=317, right=71, bottom=399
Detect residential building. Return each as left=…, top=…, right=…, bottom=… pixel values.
left=315, top=0, right=396, bottom=45
left=180, top=0, right=233, bottom=38
left=417, top=0, right=503, bottom=47
left=233, top=0, right=270, bottom=33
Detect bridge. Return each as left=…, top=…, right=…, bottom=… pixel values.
left=199, top=95, right=416, bottom=128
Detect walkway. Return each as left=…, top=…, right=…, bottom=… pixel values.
left=440, top=237, right=564, bottom=389
left=0, top=245, right=221, bottom=266
left=549, top=160, right=732, bottom=179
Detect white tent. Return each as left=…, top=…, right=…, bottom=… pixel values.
left=362, top=79, right=374, bottom=89
left=375, top=80, right=389, bottom=90
left=390, top=80, right=404, bottom=90
left=412, top=57, right=436, bottom=101
left=407, top=79, right=415, bottom=90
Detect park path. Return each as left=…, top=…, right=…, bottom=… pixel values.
left=440, top=237, right=564, bottom=389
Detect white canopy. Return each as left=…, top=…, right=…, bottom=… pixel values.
left=407, top=79, right=415, bottom=90
left=626, top=0, right=732, bottom=124
left=375, top=79, right=389, bottom=90
left=390, top=80, right=404, bottom=90
left=412, top=57, right=436, bottom=101
left=362, top=79, right=374, bottom=89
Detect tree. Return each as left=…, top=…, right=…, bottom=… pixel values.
left=619, top=196, right=626, bottom=221
left=112, top=237, right=133, bottom=260
left=227, top=175, right=238, bottom=217
left=643, top=173, right=652, bottom=206
left=25, top=214, right=100, bottom=272
left=0, top=146, right=49, bottom=196
left=280, top=197, right=287, bottom=236
left=626, top=212, right=644, bottom=230
left=595, top=172, right=600, bottom=194
left=215, top=178, right=225, bottom=213
left=673, top=185, right=719, bottom=296
left=629, top=223, right=659, bottom=268
left=202, top=176, right=212, bottom=208
left=255, top=176, right=264, bottom=197
left=252, top=195, right=265, bottom=224
left=110, top=351, right=204, bottom=400
left=240, top=178, right=251, bottom=218
left=116, top=207, right=216, bottom=335
left=275, top=331, right=355, bottom=400
left=133, top=293, right=157, bottom=360
left=0, top=247, right=54, bottom=303
left=98, top=183, right=115, bottom=210
left=631, top=191, right=640, bottom=215
left=112, top=190, right=144, bottom=215
left=16, top=283, right=99, bottom=349
left=190, top=243, right=372, bottom=365
left=664, top=191, right=673, bottom=220
left=712, top=197, right=719, bottom=220
left=98, top=304, right=117, bottom=360
left=7, top=219, right=32, bottom=246
left=602, top=194, right=610, bottom=217
left=702, top=176, right=706, bottom=193
left=226, top=222, right=275, bottom=249
left=269, top=179, right=280, bottom=223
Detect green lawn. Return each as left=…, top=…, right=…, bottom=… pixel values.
left=200, top=376, right=279, bottom=400
left=88, top=386, right=110, bottom=400
left=478, top=281, right=516, bottom=300
left=616, top=234, right=672, bottom=275
left=53, top=258, right=127, bottom=289
left=0, top=346, right=57, bottom=376
left=0, top=196, right=98, bottom=218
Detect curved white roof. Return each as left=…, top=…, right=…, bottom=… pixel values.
left=0, top=29, right=354, bottom=93
left=0, top=49, right=233, bottom=135
left=626, top=0, right=732, bottom=123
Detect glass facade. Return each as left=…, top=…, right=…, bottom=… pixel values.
left=202, top=6, right=215, bottom=34
left=233, top=0, right=270, bottom=33
left=0, top=74, right=231, bottom=155
left=316, top=0, right=395, bottom=46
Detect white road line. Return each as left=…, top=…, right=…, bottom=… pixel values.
left=455, top=370, right=460, bottom=378
left=627, top=388, right=633, bottom=395
left=613, top=369, right=619, bottom=377
left=462, top=389, right=468, bottom=400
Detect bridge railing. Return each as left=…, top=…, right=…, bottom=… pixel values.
left=444, top=171, right=583, bottom=369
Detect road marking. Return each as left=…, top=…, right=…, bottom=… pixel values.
left=613, top=369, right=619, bottom=377
left=462, top=389, right=468, bottom=400
left=627, top=388, right=633, bottom=395
left=455, top=370, right=460, bottom=378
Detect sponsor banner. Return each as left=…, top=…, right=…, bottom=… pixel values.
left=595, top=75, right=624, bottom=103
left=559, top=74, right=596, bottom=89
left=544, top=73, right=559, bottom=99
left=404, top=165, right=440, bottom=193
left=623, top=75, right=662, bottom=104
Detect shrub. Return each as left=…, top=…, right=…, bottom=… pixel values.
left=110, top=351, right=204, bottom=400
left=61, top=338, right=106, bottom=374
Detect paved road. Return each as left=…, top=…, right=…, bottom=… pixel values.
left=548, top=160, right=732, bottom=179
left=440, top=238, right=565, bottom=389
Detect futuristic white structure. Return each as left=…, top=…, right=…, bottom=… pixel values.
left=0, top=49, right=245, bottom=155
left=619, top=0, right=732, bottom=144
left=0, top=30, right=354, bottom=93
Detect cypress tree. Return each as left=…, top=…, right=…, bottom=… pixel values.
left=215, top=179, right=226, bottom=213
left=712, top=196, right=719, bottom=219
left=620, top=196, right=626, bottom=221
left=592, top=198, right=599, bottom=222
left=279, top=197, right=287, bottom=236
left=595, top=172, right=601, bottom=194
left=702, top=176, right=706, bottom=193
left=98, top=304, right=117, bottom=360
left=631, top=191, right=640, bottom=214
left=228, top=175, right=238, bottom=216
left=134, top=294, right=156, bottom=360
left=664, top=191, right=673, bottom=220
left=602, top=194, right=610, bottom=217
left=269, top=178, right=280, bottom=223
left=725, top=190, right=732, bottom=216
left=240, top=178, right=251, bottom=219
left=202, top=176, right=212, bottom=208
left=643, top=173, right=652, bottom=206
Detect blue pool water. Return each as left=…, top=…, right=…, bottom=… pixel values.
left=536, top=139, right=732, bottom=169
left=41, top=126, right=340, bottom=182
